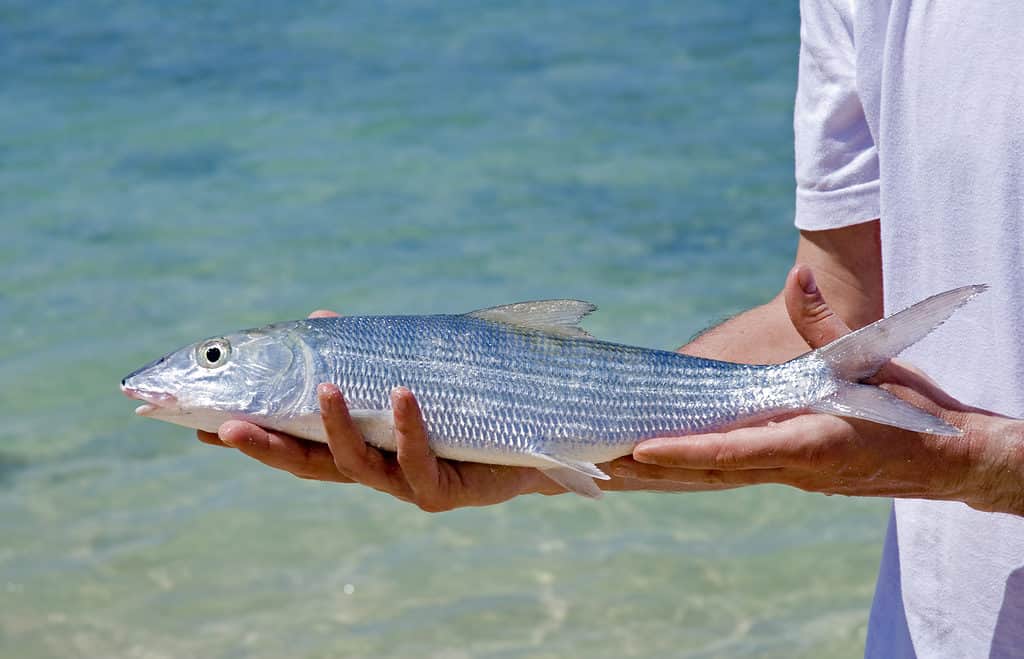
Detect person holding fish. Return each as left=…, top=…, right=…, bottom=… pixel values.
left=184, top=1, right=1024, bottom=656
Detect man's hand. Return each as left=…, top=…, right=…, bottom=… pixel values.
left=620, top=266, right=1024, bottom=516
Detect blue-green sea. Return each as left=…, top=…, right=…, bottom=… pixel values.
left=1, top=2, right=889, bottom=657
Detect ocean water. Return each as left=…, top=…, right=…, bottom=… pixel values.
left=0, top=1, right=889, bottom=657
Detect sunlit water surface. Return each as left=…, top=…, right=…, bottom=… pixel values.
left=1, top=2, right=887, bottom=657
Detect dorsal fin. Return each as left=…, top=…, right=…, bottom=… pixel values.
left=466, top=299, right=597, bottom=339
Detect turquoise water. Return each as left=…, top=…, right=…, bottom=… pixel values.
left=1, top=2, right=888, bottom=657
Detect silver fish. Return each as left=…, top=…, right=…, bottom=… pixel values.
left=121, top=285, right=984, bottom=497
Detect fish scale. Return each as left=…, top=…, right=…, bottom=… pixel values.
left=300, top=314, right=824, bottom=454
left=122, top=288, right=984, bottom=498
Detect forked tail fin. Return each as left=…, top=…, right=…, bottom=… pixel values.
left=805, top=284, right=987, bottom=436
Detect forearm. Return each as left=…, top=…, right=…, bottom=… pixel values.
left=680, top=223, right=884, bottom=364
left=680, top=294, right=809, bottom=363
left=961, top=413, right=1024, bottom=515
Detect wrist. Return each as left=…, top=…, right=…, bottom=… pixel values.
left=962, top=416, right=1024, bottom=516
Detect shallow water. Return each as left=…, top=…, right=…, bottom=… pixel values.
left=1, top=1, right=888, bottom=657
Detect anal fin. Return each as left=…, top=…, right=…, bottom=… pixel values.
left=530, top=450, right=608, bottom=499
left=541, top=467, right=604, bottom=499
left=531, top=452, right=610, bottom=480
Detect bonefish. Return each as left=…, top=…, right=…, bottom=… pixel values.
left=122, top=286, right=984, bottom=497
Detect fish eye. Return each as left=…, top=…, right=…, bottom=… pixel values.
left=196, top=338, right=231, bottom=369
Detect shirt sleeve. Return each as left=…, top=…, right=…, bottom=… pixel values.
left=794, top=0, right=880, bottom=230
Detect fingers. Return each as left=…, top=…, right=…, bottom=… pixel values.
left=308, top=310, right=340, bottom=318
left=604, top=457, right=744, bottom=491
left=611, top=459, right=792, bottom=487
left=319, top=384, right=413, bottom=498
left=784, top=265, right=851, bottom=349
left=393, top=387, right=453, bottom=511
left=216, top=420, right=353, bottom=482
left=197, top=430, right=229, bottom=447
left=632, top=414, right=850, bottom=470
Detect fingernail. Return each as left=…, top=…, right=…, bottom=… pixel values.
left=390, top=387, right=408, bottom=412
left=632, top=439, right=668, bottom=463
left=610, top=464, right=634, bottom=477
left=217, top=420, right=240, bottom=447
left=797, top=267, right=818, bottom=294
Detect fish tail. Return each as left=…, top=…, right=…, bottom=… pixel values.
left=802, top=284, right=987, bottom=436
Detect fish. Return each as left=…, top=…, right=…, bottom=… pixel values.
left=121, top=285, right=985, bottom=498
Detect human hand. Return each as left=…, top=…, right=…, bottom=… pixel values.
left=619, top=266, right=1024, bottom=515
left=197, top=310, right=562, bottom=511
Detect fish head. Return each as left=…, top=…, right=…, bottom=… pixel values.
left=121, top=323, right=308, bottom=433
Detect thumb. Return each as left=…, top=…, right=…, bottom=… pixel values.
left=784, top=265, right=851, bottom=349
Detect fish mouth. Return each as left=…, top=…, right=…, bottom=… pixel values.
left=120, top=383, right=178, bottom=416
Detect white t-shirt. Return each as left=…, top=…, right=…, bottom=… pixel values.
left=793, top=1, right=1024, bottom=656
